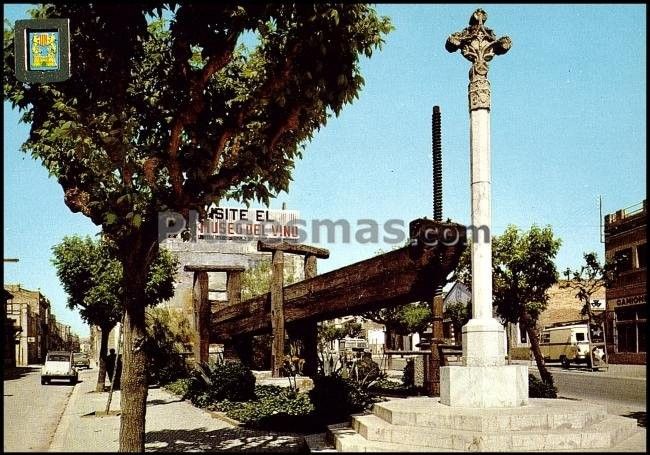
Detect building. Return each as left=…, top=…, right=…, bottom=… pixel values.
left=604, top=199, right=646, bottom=364
left=5, top=284, right=51, bottom=365
left=4, top=289, right=21, bottom=368
left=5, top=284, right=82, bottom=365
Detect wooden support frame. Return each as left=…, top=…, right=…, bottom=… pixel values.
left=212, top=220, right=466, bottom=343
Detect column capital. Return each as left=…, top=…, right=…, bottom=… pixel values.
left=446, top=9, right=512, bottom=110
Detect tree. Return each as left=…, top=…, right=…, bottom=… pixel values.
left=443, top=300, right=470, bottom=344
left=5, top=5, right=391, bottom=450
left=561, top=252, right=615, bottom=323
left=362, top=302, right=431, bottom=350
left=51, top=236, right=121, bottom=392
left=455, top=225, right=562, bottom=387
left=51, top=235, right=178, bottom=391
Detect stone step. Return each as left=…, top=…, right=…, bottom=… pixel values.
left=346, top=413, right=639, bottom=451
left=329, top=425, right=462, bottom=452
left=372, top=397, right=608, bottom=431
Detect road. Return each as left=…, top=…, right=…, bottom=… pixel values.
left=3, top=365, right=79, bottom=452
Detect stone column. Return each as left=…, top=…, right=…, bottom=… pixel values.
left=441, top=9, right=528, bottom=408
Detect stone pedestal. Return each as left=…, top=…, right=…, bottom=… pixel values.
left=441, top=364, right=528, bottom=408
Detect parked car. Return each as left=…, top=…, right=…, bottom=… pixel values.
left=539, top=323, right=591, bottom=368
left=73, top=352, right=90, bottom=369
left=41, top=351, right=78, bottom=385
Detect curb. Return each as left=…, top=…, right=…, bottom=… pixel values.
left=48, top=375, right=84, bottom=450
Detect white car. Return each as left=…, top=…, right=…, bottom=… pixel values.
left=41, top=351, right=78, bottom=385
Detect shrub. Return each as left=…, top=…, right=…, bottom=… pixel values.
left=224, top=386, right=314, bottom=430
left=351, top=357, right=383, bottom=385
left=528, top=374, right=557, bottom=398
left=186, top=360, right=256, bottom=407
left=309, top=374, right=374, bottom=420
left=164, top=378, right=191, bottom=398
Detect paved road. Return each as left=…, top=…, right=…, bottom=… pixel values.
left=533, top=365, right=646, bottom=405
left=3, top=365, right=79, bottom=452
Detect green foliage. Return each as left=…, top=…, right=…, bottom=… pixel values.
left=241, top=259, right=297, bottom=301
left=350, top=357, right=383, bottom=386
left=187, top=360, right=256, bottom=407
left=51, top=235, right=178, bottom=330
left=562, top=252, right=616, bottom=321
left=223, top=385, right=315, bottom=430
left=528, top=374, right=557, bottom=398
left=455, top=225, right=562, bottom=325
left=164, top=378, right=191, bottom=398
left=309, top=374, right=374, bottom=420
left=4, top=5, right=393, bottom=243
left=144, top=307, right=193, bottom=384
left=362, top=302, right=431, bottom=337
left=444, top=299, right=470, bottom=337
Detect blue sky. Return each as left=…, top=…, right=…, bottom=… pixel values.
left=3, top=4, right=646, bottom=338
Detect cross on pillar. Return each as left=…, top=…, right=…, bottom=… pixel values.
left=257, top=241, right=329, bottom=377
left=441, top=9, right=528, bottom=408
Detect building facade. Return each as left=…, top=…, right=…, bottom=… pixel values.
left=5, top=284, right=50, bottom=365
left=5, top=284, right=81, bottom=366
left=604, top=199, right=646, bottom=364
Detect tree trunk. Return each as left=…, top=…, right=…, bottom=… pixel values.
left=521, top=314, right=554, bottom=386
left=118, top=231, right=157, bottom=453
left=96, top=326, right=111, bottom=392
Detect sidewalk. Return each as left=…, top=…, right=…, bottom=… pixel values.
left=49, top=369, right=324, bottom=452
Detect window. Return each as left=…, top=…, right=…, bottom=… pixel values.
left=614, top=248, right=633, bottom=273
left=541, top=332, right=550, bottom=344
left=519, top=324, right=528, bottom=344
left=615, top=306, right=647, bottom=353
left=575, top=332, right=585, bottom=342
left=636, top=243, right=647, bottom=269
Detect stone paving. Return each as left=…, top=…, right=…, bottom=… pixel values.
left=49, top=369, right=320, bottom=452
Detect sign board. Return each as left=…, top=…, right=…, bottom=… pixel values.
left=14, top=19, right=71, bottom=83
left=590, top=298, right=605, bottom=311
left=588, top=322, right=608, bottom=370
left=197, top=205, right=300, bottom=241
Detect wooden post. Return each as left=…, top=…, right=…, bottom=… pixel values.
left=301, top=255, right=319, bottom=376
left=192, top=271, right=209, bottom=364
left=226, top=271, right=242, bottom=306
left=427, top=288, right=445, bottom=396
left=185, top=265, right=245, bottom=365
left=257, top=241, right=330, bottom=378
left=270, top=250, right=285, bottom=377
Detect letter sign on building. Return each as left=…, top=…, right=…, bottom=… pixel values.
left=14, top=19, right=70, bottom=83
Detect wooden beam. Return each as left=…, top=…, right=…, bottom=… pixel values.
left=211, top=220, right=465, bottom=342
left=226, top=271, right=242, bottom=306
left=184, top=265, right=245, bottom=273
left=257, top=241, right=329, bottom=259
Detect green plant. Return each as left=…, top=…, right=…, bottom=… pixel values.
left=187, top=360, right=256, bottom=407
left=144, top=307, right=192, bottom=385
left=528, top=374, right=557, bottom=398
left=309, top=374, right=374, bottom=420
left=164, top=378, right=191, bottom=398
left=351, top=357, right=383, bottom=387
left=225, top=387, right=315, bottom=429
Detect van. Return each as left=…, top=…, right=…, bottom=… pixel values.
left=539, top=323, right=591, bottom=368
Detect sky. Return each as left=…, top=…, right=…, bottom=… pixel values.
left=3, top=4, right=647, bottom=338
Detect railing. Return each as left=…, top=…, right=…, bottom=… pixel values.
left=605, top=200, right=646, bottom=224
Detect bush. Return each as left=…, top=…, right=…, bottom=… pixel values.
left=223, top=385, right=315, bottom=430
left=528, top=374, right=557, bottom=398
left=351, top=357, right=383, bottom=385
left=186, top=360, right=256, bottom=407
left=164, top=378, right=191, bottom=398
left=309, top=374, right=374, bottom=420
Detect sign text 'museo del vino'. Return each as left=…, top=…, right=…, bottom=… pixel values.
left=197, top=205, right=300, bottom=240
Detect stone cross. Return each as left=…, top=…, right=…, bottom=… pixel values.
left=445, top=9, right=512, bottom=111
left=441, top=9, right=528, bottom=408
